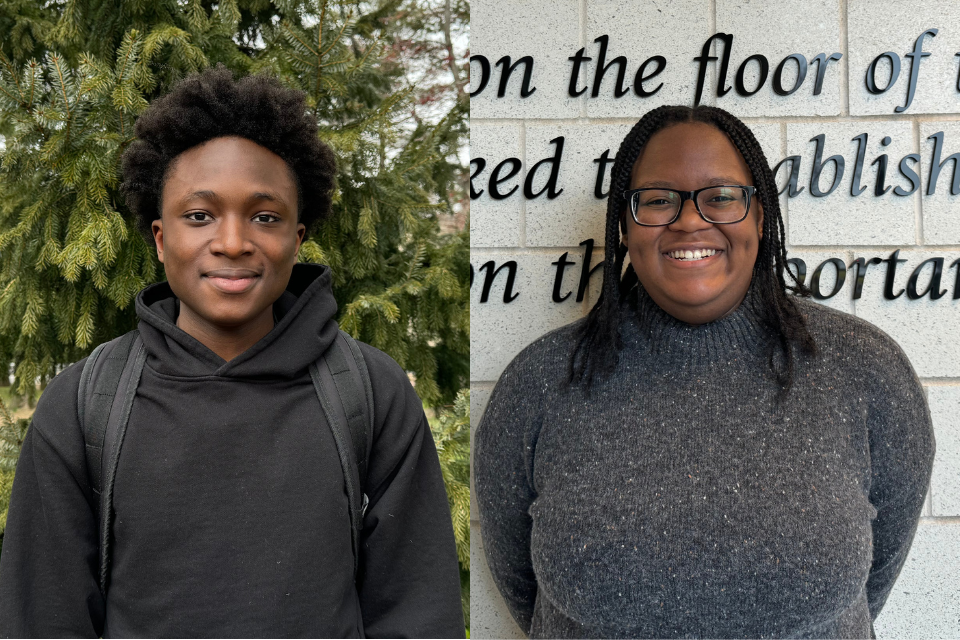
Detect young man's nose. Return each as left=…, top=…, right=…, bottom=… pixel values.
left=210, top=215, right=254, bottom=256
left=667, top=198, right=713, bottom=233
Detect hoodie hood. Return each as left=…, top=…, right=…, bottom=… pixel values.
left=135, top=263, right=340, bottom=380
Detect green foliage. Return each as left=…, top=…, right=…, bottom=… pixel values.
left=430, top=389, right=470, bottom=629
left=0, top=0, right=468, bottom=402
left=0, top=0, right=469, bottom=612
left=0, top=395, right=29, bottom=556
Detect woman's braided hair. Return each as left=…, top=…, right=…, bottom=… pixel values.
left=569, top=104, right=816, bottom=392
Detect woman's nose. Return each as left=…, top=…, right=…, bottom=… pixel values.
left=667, top=198, right=713, bottom=233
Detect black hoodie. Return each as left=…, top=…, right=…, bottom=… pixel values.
left=0, top=263, right=465, bottom=638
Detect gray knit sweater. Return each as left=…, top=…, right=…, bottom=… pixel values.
left=475, top=283, right=935, bottom=639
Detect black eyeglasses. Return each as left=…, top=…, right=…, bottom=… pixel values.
left=622, top=185, right=757, bottom=226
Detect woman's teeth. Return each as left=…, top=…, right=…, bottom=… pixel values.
left=667, top=248, right=718, bottom=261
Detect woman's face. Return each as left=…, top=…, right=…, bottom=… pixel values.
left=624, top=122, right=764, bottom=325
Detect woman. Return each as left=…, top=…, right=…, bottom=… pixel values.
left=474, top=105, right=935, bottom=639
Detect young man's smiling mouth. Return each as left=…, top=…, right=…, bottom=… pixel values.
left=203, top=268, right=262, bottom=293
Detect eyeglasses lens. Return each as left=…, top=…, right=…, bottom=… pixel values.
left=632, top=187, right=748, bottom=224
left=697, top=186, right=748, bottom=222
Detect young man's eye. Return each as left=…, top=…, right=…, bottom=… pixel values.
left=184, top=211, right=211, bottom=222
left=253, top=213, right=280, bottom=223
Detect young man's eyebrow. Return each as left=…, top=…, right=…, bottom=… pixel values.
left=248, top=191, right=288, bottom=206
left=176, top=190, right=289, bottom=207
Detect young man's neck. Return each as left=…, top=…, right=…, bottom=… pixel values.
left=176, top=305, right=275, bottom=362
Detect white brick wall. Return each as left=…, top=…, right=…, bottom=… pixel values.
left=470, top=0, right=960, bottom=636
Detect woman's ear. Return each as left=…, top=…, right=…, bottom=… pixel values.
left=756, top=200, right=764, bottom=240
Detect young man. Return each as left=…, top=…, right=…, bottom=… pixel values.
left=0, top=66, right=464, bottom=638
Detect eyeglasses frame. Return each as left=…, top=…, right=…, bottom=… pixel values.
left=622, top=185, right=757, bottom=227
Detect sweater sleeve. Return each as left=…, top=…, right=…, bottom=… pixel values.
left=0, top=362, right=105, bottom=638
left=863, top=339, right=936, bottom=620
left=354, top=344, right=465, bottom=639
left=474, top=346, right=546, bottom=633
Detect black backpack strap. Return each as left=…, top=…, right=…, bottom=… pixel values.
left=338, top=331, right=374, bottom=489
left=308, top=330, right=374, bottom=577
left=77, top=330, right=146, bottom=596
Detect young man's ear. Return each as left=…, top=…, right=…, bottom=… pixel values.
left=152, top=219, right=165, bottom=263
left=295, top=222, right=306, bottom=257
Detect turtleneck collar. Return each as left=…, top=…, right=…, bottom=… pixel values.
left=619, top=277, right=777, bottom=363
left=135, top=263, right=340, bottom=380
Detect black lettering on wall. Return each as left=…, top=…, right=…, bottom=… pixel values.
left=568, top=47, right=592, bottom=97
left=577, top=239, right=604, bottom=303
left=495, top=56, right=537, bottom=98
left=524, top=137, right=565, bottom=200
left=809, top=134, right=845, bottom=197
left=872, top=136, right=892, bottom=196
left=865, top=51, right=901, bottom=94
left=883, top=249, right=907, bottom=300
left=786, top=258, right=807, bottom=285
left=490, top=158, right=523, bottom=199
left=851, top=133, right=869, bottom=196
left=850, top=257, right=883, bottom=299
left=551, top=252, right=575, bottom=302
left=951, top=258, right=960, bottom=299
left=470, top=158, right=486, bottom=199
left=473, top=261, right=520, bottom=303
left=590, top=35, right=630, bottom=98
left=899, top=29, right=937, bottom=113
left=907, top=257, right=947, bottom=299
left=634, top=55, right=666, bottom=97
left=773, top=53, right=807, bottom=96
left=593, top=150, right=614, bottom=198
left=773, top=156, right=805, bottom=197
left=810, top=52, right=842, bottom=95
left=470, top=55, right=491, bottom=97
left=735, top=54, right=769, bottom=96
left=895, top=154, right=921, bottom=196
left=811, top=258, right=847, bottom=299
left=469, top=54, right=536, bottom=98
left=926, top=131, right=960, bottom=195
left=693, top=33, right=734, bottom=106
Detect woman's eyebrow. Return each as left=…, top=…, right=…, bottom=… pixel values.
left=634, top=176, right=749, bottom=189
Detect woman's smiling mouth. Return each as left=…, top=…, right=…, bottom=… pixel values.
left=663, top=248, right=723, bottom=262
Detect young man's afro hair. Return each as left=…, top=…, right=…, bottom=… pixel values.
left=121, top=64, right=336, bottom=242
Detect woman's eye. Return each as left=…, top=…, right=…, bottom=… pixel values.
left=184, top=212, right=210, bottom=222
left=642, top=198, right=673, bottom=207
left=253, top=213, right=280, bottom=223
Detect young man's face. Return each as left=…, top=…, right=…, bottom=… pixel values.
left=153, top=136, right=306, bottom=334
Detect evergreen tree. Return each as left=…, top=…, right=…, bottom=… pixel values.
left=0, top=0, right=469, bottom=621
left=0, top=0, right=468, bottom=404
left=431, top=388, right=470, bottom=626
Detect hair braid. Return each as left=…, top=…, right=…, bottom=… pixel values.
left=569, top=105, right=817, bottom=393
